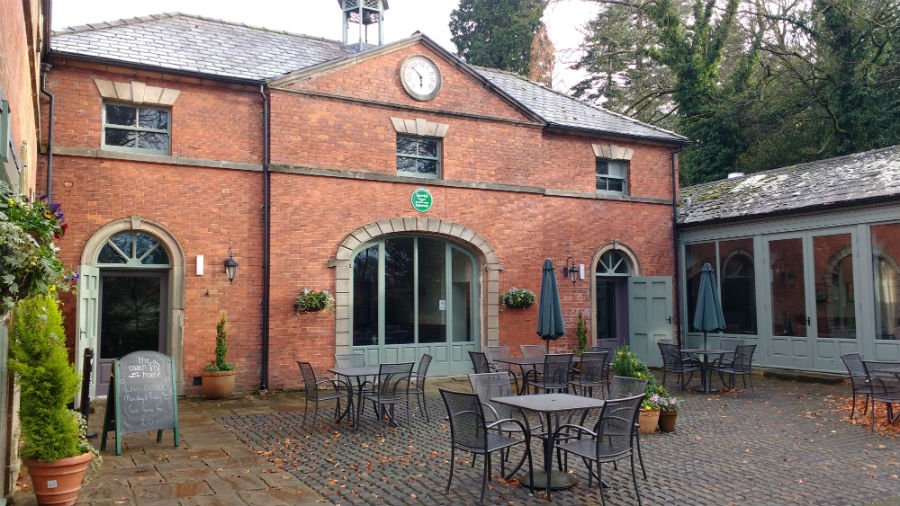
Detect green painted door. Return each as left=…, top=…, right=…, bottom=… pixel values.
left=629, top=276, right=673, bottom=368
left=75, top=265, right=99, bottom=407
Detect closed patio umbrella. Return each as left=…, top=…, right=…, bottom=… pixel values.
left=692, top=262, right=726, bottom=351
left=537, top=258, right=565, bottom=352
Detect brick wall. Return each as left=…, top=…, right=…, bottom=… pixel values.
left=40, top=42, right=678, bottom=394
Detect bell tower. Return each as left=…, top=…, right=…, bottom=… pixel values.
left=340, top=0, right=389, bottom=47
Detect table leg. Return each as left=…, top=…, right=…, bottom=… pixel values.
left=518, top=411, right=576, bottom=495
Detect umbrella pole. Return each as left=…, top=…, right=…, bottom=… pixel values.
left=703, top=331, right=708, bottom=353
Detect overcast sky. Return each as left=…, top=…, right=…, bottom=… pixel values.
left=51, top=0, right=599, bottom=91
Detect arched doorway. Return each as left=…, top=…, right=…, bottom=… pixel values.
left=332, top=217, right=501, bottom=375
left=76, top=216, right=185, bottom=401
left=590, top=241, right=671, bottom=367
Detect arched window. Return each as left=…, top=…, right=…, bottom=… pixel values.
left=352, top=236, right=479, bottom=348
left=97, top=231, right=170, bottom=266
left=721, top=249, right=756, bottom=334
left=596, top=250, right=630, bottom=276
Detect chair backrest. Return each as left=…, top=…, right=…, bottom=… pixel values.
left=593, top=393, right=644, bottom=455
left=415, top=354, right=433, bottom=389
left=297, top=361, right=321, bottom=400
left=334, top=352, right=366, bottom=368
left=658, top=342, right=683, bottom=371
left=732, top=344, right=756, bottom=372
left=862, top=360, right=900, bottom=397
left=720, top=339, right=743, bottom=353
left=468, top=372, right=514, bottom=420
left=375, top=362, right=414, bottom=399
left=542, top=353, right=573, bottom=385
left=841, top=352, right=867, bottom=382
left=576, top=351, right=608, bottom=383
left=520, top=345, right=546, bottom=359
left=485, top=345, right=512, bottom=362
left=440, top=389, right=488, bottom=452
left=468, top=351, right=492, bottom=374
left=609, top=376, right=649, bottom=399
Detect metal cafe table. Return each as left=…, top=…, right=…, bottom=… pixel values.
left=681, top=348, right=729, bottom=394
left=327, top=365, right=379, bottom=431
left=491, top=393, right=605, bottom=499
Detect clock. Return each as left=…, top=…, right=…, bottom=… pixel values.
left=400, top=55, right=442, bottom=101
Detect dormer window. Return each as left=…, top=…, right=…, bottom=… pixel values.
left=103, top=103, right=170, bottom=154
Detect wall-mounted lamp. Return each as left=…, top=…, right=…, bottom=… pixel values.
left=224, top=247, right=239, bottom=284
left=562, top=256, right=581, bottom=284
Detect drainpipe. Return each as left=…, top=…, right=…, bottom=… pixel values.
left=40, top=64, right=54, bottom=201
left=259, top=85, right=271, bottom=392
left=671, top=148, right=684, bottom=346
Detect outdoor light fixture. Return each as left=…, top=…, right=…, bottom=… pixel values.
left=562, top=256, right=579, bottom=284
left=224, top=247, right=239, bottom=284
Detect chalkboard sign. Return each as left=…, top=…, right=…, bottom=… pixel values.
left=101, top=351, right=179, bottom=455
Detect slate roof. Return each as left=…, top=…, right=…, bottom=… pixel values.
left=679, top=145, right=900, bottom=225
left=474, top=67, right=685, bottom=143
left=52, top=13, right=685, bottom=143
left=52, top=14, right=351, bottom=82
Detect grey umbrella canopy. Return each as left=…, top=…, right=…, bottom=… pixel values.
left=537, top=258, right=565, bottom=352
left=692, top=262, right=726, bottom=351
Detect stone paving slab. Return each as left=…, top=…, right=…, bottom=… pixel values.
left=217, top=375, right=900, bottom=506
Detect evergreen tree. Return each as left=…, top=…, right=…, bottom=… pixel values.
left=450, top=0, right=548, bottom=75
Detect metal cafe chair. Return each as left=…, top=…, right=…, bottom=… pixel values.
left=334, top=352, right=366, bottom=368
left=609, top=376, right=649, bottom=480
left=520, top=344, right=546, bottom=359
left=485, top=345, right=520, bottom=393
left=407, top=354, right=433, bottom=421
left=840, top=353, right=870, bottom=420
left=359, top=362, right=414, bottom=430
left=714, top=344, right=757, bottom=394
left=297, top=361, right=351, bottom=426
left=468, top=350, right=494, bottom=374
left=658, top=342, right=700, bottom=391
left=525, top=353, right=573, bottom=394
left=468, top=372, right=542, bottom=438
left=569, top=351, right=609, bottom=398
left=862, top=360, right=900, bottom=431
left=553, top=393, right=646, bottom=505
left=439, top=388, right=534, bottom=505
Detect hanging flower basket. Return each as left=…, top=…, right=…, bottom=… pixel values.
left=500, top=287, right=535, bottom=309
left=294, top=288, right=334, bottom=313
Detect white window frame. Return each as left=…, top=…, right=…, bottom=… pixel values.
left=102, top=102, right=171, bottom=155
left=397, top=135, right=441, bottom=179
left=596, top=158, right=628, bottom=194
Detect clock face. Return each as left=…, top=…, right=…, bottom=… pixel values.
left=400, top=55, right=442, bottom=101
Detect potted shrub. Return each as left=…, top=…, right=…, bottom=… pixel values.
left=658, top=396, right=682, bottom=432
left=612, top=345, right=669, bottom=433
left=8, top=294, right=97, bottom=506
left=499, top=287, right=535, bottom=309
left=201, top=312, right=236, bottom=399
left=294, top=288, right=334, bottom=313
left=574, top=311, right=588, bottom=355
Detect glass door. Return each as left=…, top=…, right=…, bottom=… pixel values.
left=768, top=236, right=812, bottom=369
left=810, top=231, right=857, bottom=370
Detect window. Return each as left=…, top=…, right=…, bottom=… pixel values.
left=103, top=103, right=170, bottom=154
left=596, top=159, right=627, bottom=193
left=97, top=231, right=170, bottom=266
left=397, top=135, right=440, bottom=178
left=719, top=239, right=757, bottom=334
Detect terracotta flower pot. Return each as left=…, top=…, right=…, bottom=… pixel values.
left=638, top=408, right=660, bottom=434
left=201, top=370, right=236, bottom=399
left=25, top=452, right=92, bottom=506
left=659, top=410, right=678, bottom=432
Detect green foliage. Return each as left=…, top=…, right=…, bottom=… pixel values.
left=611, top=345, right=668, bottom=407
left=203, top=312, right=233, bottom=372
left=0, top=182, right=71, bottom=315
left=574, top=311, right=588, bottom=354
left=294, top=288, right=334, bottom=313
left=500, top=287, right=535, bottom=308
left=8, top=294, right=85, bottom=462
left=576, top=0, right=900, bottom=184
left=449, top=0, right=547, bottom=75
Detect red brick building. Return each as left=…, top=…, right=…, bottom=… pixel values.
left=41, top=6, right=686, bottom=398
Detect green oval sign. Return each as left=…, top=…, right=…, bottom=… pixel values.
left=410, top=188, right=433, bottom=213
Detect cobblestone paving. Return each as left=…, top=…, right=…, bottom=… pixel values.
left=218, top=376, right=900, bottom=506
